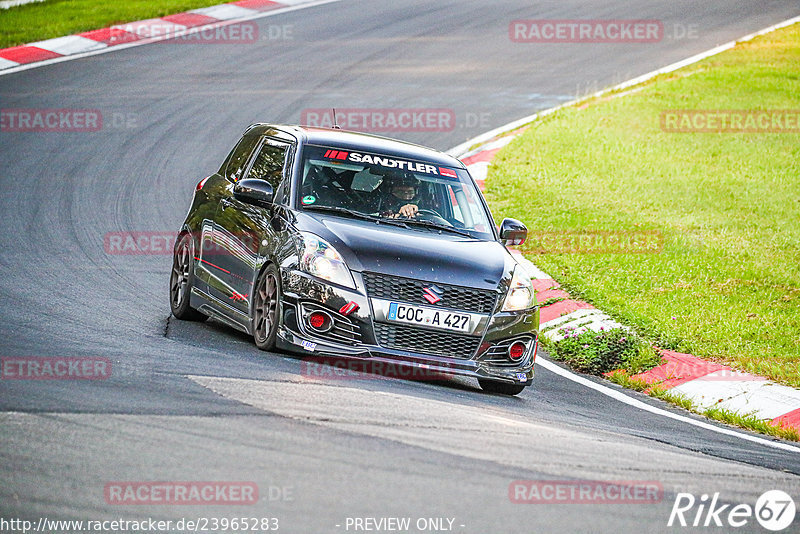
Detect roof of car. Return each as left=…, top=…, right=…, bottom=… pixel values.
left=244, top=123, right=465, bottom=168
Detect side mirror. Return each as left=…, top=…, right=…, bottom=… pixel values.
left=234, top=179, right=274, bottom=207
left=499, top=217, right=527, bottom=246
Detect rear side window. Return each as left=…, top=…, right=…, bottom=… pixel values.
left=224, top=134, right=260, bottom=182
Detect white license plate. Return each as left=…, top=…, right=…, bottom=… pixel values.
left=387, top=302, right=472, bottom=333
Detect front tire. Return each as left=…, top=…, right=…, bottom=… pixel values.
left=170, top=233, right=207, bottom=321
left=478, top=378, right=527, bottom=396
left=252, top=263, right=280, bottom=351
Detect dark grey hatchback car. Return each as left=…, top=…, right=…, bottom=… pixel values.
left=170, top=124, right=539, bottom=395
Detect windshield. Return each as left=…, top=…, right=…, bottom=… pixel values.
left=297, top=145, right=495, bottom=239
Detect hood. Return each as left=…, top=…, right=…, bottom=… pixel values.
left=299, top=214, right=513, bottom=290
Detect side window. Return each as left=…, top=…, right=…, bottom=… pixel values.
left=246, top=139, right=289, bottom=189
left=225, top=135, right=259, bottom=182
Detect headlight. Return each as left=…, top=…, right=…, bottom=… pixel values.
left=299, top=232, right=355, bottom=289
left=501, top=266, right=535, bottom=311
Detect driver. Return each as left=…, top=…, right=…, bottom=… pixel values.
left=377, top=172, right=425, bottom=218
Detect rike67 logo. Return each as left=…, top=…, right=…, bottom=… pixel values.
left=668, top=490, right=795, bottom=531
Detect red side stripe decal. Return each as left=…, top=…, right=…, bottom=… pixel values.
left=195, top=257, right=231, bottom=274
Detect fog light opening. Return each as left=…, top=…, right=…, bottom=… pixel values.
left=308, top=310, right=332, bottom=332
left=508, top=341, right=527, bottom=361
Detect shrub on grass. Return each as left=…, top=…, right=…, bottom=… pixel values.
left=546, top=327, right=661, bottom=375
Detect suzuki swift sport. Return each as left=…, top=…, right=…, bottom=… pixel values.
left=170, top=124, right=539, bottom=395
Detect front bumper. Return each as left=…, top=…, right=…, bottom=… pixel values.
left=277, top=269, right=539, bottom=386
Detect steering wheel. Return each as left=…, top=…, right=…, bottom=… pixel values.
left=415, top=208, right=453, bottom=227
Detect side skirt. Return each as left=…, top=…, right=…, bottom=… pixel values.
left=191, top=287, right=252, bottom=335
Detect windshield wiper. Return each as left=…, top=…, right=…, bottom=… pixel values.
left=303, top=205, right=409, bottom=228
left=397, top=218, right=474, bottom=238
left=303, top=206, right=470, bottom=236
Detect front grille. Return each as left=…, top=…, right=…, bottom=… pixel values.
left=300, top=302, right=362, bottom=345
left=373, top=322, right=481, bottom=359
left=362, top=272, right=498, bottom=314
left=479, top=335, right=535, bottom=367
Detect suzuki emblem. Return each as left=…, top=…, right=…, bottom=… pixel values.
left=422, top=285, right=443, bottom=304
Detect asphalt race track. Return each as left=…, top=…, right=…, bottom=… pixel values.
left=1, top=1, right=800, bottom=532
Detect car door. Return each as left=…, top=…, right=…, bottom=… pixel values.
left=197, top=133, right=261, bottom=298
left=211, top=136, right=293, bottom=316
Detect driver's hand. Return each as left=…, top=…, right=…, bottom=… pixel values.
left=398, top=204, right=418, bottom=218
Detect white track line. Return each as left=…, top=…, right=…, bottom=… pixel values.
left=453, top=14, right=800, bottom=452
left=0, top=0, right=343, bottom=77
left=537, top=358, right=800, bottom=453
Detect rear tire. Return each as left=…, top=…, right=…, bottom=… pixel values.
left=170, top=233, right=207, bottom=321
left=478, top=378, right=526, bottom=396
left=252, top=264, right=280, bottom=351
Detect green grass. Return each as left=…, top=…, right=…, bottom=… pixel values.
left=488, top=23, right=800, bottom=387
left=703, top=406, right=800, bottom=441
left=0, top=0, right=232, bottom=48
left=605, top=369, right=652, bottom=392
